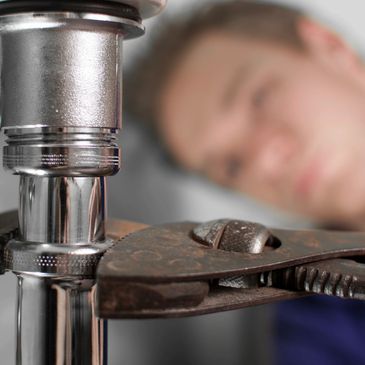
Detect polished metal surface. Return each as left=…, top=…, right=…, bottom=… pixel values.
left=5, top=240, right=112, bottom=276
left=0, top=0, right=167, bottom=19
left=19, top=176, right=106, bottom=244
left=4, top=128, right=120, bottom=176
left=0, top=12, right=138, bottom=177
left=16, top=274, right=106, bottom=365
left=0, top=1, right=166, bottom=363
left=0, top=13, right=131, bottom=130
left=10, top=175, right=111, bottom=363
left=110, top=0, right=167, bottom=18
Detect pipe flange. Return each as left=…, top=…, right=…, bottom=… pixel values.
left=4, top=128, right=121, bottom=177
left=0, top=0, right=166, bottom=20
left=5, top=239, right=113, bottom=276
left=4, top=145, right=121, bottom=177
left=0, top=1, right=140, bottom=20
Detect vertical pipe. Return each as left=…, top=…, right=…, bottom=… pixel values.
left=14, top=176, right=108, bottom=365
left=16, top=274, right=106, bottom=365
left=0, top=4, right=165, bottom=364
left=19, top=176, right=106, bottom=244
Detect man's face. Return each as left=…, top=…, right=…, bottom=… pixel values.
left=158, top=28, right=365, bottom=225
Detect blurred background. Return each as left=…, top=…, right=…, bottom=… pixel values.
left=1, top=0, right=365, bottom=364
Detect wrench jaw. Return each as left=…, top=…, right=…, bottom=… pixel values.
left=97, top=280, right=210, bottom=319
left=96, top=220, right=365, bottom=319
left=96, top=221, right=304, bottom=319
left=1, top=214, right=361, bottom=319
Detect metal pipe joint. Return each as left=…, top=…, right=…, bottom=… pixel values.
left=0, top=1, right=166, bottom=363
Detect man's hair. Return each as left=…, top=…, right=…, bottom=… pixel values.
left=124, top=1, right=305, bottom=125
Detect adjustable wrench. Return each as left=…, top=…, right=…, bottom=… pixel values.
left=1, top=212, right=365, bottom=319
left=96, top=219, right=365, bottom=318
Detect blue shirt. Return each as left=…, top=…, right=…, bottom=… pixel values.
left=274, top=296, right=365, bottom=365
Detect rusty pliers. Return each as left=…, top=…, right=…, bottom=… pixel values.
left=97, top=219, right=365, bottom=319
left=2, top=211, right=365, bottom=319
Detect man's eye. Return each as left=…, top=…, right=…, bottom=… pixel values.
left=252, top=86, right=269, bottom=109
left=252, top=78, right=277, bottom=110
left=224, top=157, right=243, bottom=181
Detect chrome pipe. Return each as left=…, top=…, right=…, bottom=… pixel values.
left=0, top=11, right=127, bottom=364
left=0, top=1, right=167, bottom=364
left=16, top=274, right=106, bottom=365
left=19, top=176, right=106, bottom=244
left=0, top=14, right=127, bottom=131
left=6, top=176, right=111, bottom=365
left=1, top=12, right=132, bottom=178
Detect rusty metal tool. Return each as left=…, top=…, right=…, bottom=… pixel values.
left=96, top=219, right=365, bottom=319
left=2, top=213, right=365, bottom=320
left=262, top=258, right=365, bottom=299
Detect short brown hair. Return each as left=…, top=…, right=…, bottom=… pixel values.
left=124, top=1, right=305, bottom=125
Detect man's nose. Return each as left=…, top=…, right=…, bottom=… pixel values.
left=249, top=132, right=297, bottom=182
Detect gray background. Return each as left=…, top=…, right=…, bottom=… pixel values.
left=1, top=0, right=365, bottom=364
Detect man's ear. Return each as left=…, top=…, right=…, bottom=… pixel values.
left=297, top=18, right=360, bottom=71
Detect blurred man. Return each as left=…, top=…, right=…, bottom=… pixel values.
left=125, top=1, right=365, bottom=364
left=127, top=1, right=365, bottom=231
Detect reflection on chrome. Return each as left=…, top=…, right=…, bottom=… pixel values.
left=0, top=1, right=166, bottom=363
left=19, top=176, right=106, bottom=244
